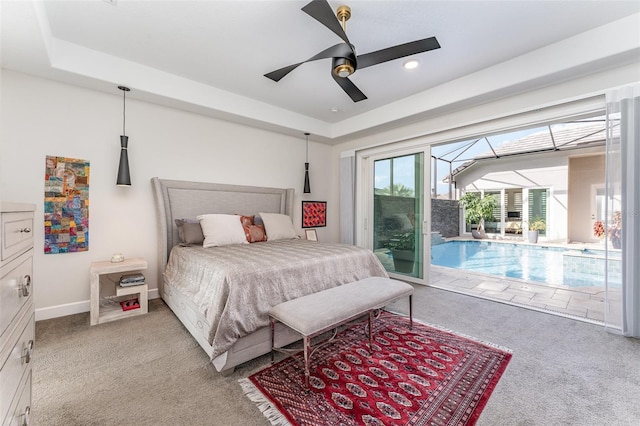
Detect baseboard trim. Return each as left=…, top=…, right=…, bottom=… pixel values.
left=36, top=288, right=160, bottom=321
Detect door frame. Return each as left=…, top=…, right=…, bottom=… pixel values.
left=356, top=145, right=431, bottom=286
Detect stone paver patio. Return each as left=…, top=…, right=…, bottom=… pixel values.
left=378, top=237, right=619, bottom=324
left=428, top=265, right=610, bottom=324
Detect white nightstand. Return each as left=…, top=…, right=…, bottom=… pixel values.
left=90, top=257, right=148, bottom=325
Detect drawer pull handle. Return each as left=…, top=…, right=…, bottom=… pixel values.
left=19, top=275, right=32, bottom=297
left=19, top=227, right=32, bottom=233
left=21, top=406, right=31, bottom=426
left=22, top=340, right=34, bottom=364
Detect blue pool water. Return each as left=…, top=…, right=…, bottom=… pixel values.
left=431, top=241, right=620, bottom=288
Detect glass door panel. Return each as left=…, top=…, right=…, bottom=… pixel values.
left=373, top=153, right=424, bottom=279
left=528, top=188, right=549, bottom=237
left=484, top=190, right=502, bottom=235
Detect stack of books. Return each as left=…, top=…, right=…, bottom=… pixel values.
left=119, top=273, right=146, bottom=287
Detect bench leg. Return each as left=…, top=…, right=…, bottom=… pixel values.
left=270, top=318, right=275, bottom=364
left=409, top=294, right=413, bottom=329
left=303, top=336, right=311, bottom=388
left=368, top=310, right=374, bottom=354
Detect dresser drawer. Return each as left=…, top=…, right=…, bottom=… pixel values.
left=0, top=253, right=33, bottom=343
left=1, top=212, right=34, bottom=263
left=3, top=369, right=31, bottom=426
left=0, top=312, right=34, bottom=426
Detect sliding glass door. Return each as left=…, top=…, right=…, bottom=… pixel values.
left=527, top=188, right=549, bottom=237
left=364, top=148, right=430, bottom=283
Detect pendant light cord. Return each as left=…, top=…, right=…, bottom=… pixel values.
left=122, top=89, right=126, bottom=136
left=118, top=85, right=130, bottom=136
left=305, top=132, right=310, bottom=162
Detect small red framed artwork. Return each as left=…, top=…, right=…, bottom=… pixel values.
left=302, top=201, right=326, bottom=228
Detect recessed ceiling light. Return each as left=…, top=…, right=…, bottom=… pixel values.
left=331, top=107, right=340, bottom=113
left=403, top=59, right=419, bottom=70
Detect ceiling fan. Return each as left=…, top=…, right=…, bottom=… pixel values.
left=264, top=0, right=441, bottom=102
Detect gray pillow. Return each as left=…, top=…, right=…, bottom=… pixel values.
left=175, top=219, right=205, bottom=245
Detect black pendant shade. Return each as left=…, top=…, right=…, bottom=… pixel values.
left=116, top=85, right=131, bottom=187
left=303, top=162, right=311, bottom=194
left=303, top=133, right=311, bottom=194
left=117, top=135, right=131, bottom=186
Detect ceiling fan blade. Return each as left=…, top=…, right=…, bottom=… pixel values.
left=332, top=73, right=367, bottom=102
left=265, top=43, right=350, bottom=82
left=264, top=64, right=302, bottom=82
left=357, top=37, right=441, bottom=70
left=302, top=0, right=351, bottom=46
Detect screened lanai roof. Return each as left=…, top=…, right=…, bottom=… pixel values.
left=437, top=116, right=616, bottom=184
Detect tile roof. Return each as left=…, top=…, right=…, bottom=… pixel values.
left=444, top=119, right=615, bottom=181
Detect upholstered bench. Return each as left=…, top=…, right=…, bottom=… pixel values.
left=269, top=277, right=413, bottom=387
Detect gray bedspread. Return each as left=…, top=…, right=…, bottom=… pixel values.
left=163, top=239, right=388, bottom=358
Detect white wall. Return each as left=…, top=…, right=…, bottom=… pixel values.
left=0, top=70, right=336, bottom=320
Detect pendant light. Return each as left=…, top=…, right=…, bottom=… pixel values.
left=116, top=85, right=131, bottom=186
left=303, top=132, right=311, bottom=194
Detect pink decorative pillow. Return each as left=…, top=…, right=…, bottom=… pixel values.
left=240, top=215, right=254, bottom=227
left=245, top=224, right=267, bottom=243
left=240, top=215, right=267, bottom=243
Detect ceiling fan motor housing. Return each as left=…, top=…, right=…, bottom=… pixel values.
left=333, top=58, right=354, bottom=78
left=332, top=43, right=357, bottom=77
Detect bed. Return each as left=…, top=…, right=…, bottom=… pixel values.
left=151, top=177, right=388, bottom=374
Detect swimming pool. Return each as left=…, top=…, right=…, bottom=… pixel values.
left=431, top=240, right=620, bottom=288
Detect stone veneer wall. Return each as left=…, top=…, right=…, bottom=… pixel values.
left=431, top=199, right=460, bottom=238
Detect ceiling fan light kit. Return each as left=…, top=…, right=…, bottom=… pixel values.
left=264, top=0, right=440, bottom=102
left=333, top=59, right=354, bottom=78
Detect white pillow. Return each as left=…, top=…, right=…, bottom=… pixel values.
left=259, top=212, right=298, bottom=241
left=197, top=214, right=248, bottom=248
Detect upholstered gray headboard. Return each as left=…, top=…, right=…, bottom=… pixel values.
left=151, top=177, right=294, bottom=292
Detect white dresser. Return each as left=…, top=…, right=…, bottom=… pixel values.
left=1, top=203, right=35, bottom=426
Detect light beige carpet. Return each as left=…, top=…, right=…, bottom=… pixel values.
left=33, top=299, right=267, bottom=426
left=34, top=286, right=640, bottom=425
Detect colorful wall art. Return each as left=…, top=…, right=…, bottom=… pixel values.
left=302, top=201, right=327, bottom=228
left=44, top=156, right=90, bottom=254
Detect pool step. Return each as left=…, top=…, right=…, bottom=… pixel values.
left=431, top=231, right=446, bottom=246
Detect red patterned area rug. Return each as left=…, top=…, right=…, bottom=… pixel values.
left=239, top=312, right=512, bottom=426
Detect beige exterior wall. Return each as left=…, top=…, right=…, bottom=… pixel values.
left=452, top=147, right=606, bottom=243
left=454, top=152, right=569, bottom=242
left=568, top=154, right=606, bottom=243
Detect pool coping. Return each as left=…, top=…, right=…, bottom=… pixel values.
left=428, top=264, right=608, bottom=324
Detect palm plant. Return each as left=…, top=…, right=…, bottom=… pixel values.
left=375, top=184, right=415, bottom=197
left=459, top=192, right=497, bottom=233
